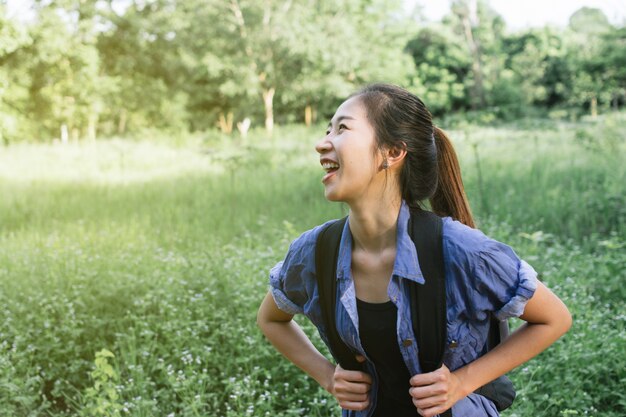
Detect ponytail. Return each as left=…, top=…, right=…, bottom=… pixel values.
left=430, top=127, right=475, bottom=228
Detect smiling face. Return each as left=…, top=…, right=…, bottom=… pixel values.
left=315, top=96, right=387, bottom=204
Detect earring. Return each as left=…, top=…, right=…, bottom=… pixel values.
left=382, top=160, right=389, bottom=169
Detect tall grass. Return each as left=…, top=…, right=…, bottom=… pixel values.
left=0, top=115, right=624, bottom=416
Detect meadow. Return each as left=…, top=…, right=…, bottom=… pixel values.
left=0, top=114, right=624, bottom=417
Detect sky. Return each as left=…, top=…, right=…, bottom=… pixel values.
left=405, top=0, right=626, bottom=29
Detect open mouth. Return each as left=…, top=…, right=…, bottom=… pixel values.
left=320, top=160, right=339, bottom=183
left=322, top=161, right=340, bottom=174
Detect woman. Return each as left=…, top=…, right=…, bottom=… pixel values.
left=257, top=83, right=571, bottom=417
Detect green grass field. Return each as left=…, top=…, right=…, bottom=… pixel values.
left=0, top=114, right=624, bottom=416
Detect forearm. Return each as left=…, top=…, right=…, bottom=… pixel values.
left=454, top=282, right=571, bottom=397
left=259, top=312, right=336, bottom=391
left=453, top=320, right=565, bottom=396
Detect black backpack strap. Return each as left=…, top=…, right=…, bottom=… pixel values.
left=409, top=209, right=515, bottom=414
left=408, top=209, right=447, bottom=373
left=408, top=209, right=451, bottom=417
left=409, top=209, right=452, bottom=417
left=315, top=217, right=363, bottom=371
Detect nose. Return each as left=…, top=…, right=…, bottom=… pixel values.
left=315, top=134, right=332, bottom=154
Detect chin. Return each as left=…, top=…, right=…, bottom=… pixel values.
left=323, top=188, right=343, bottom=202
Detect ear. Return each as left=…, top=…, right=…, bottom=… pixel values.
left=384, top=142, right=407, bottom=168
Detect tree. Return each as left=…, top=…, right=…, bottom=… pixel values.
left=0, top=5, right=33, bottom=144
left=599, top=27, right=626, bottom=109
left=566, top=7, right=614, bottom=116
left=96, top=0, right=189, bottom=135
left=405, top=25, right=471, bottom=114
left=177, top=0, right=415, bottom=134
left=447, top=0, right=505, bottom=110
left=286, top=0, right=417, bottom=124
left=569, top=7, right=611, bottom=35
left=188, top=0, right=317, bottom=135
left=500, top=28, right=573, bottom=111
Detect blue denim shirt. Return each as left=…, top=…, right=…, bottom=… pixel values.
left=269, top=201, right=538, bottom=417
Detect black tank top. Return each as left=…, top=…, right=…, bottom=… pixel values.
left=357, top=298, right=418, bottom=416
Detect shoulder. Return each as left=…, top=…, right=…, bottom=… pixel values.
left=441, top=217, right=519, bottom=260
left=283, top=219, right=339, bottom=262
left=273, top=218, right=343, bottom=280
left=269, top=219, right=340, bottom=316
left=441, top=217, right=528, bottom=293
left=441, top=217, right=490, bottom=264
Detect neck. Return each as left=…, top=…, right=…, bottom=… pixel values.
left=348, top=194, right=402, bottom=253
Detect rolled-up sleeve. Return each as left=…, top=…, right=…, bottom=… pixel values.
left=475, top=237, right=539, bottom=320
left=269, top=224, right=326, bottom=316
left=492, top=259, right=538, bottom=320
left=269, top=260, right=305, bottom=315
left=443, top=218, right=539, bottom=321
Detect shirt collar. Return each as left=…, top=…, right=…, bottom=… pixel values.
left=335, top=200, right=425, bottom=284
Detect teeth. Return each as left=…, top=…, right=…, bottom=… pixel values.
left=322, top=162, right=339, bottom=170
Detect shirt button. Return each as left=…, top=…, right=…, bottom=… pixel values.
left=449, top=340, right=458, bottom=348
left=402, top=339, right=413, bottom=347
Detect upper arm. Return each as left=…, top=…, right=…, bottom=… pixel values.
left=520, top=280, right=572, bottom=332
left=258, top=291, right=294, bottom=324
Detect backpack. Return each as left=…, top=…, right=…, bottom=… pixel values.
left=315, top=209, right=515, bottom=416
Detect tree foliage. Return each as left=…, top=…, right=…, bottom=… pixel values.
left=0, top=1, right=624, bottom=141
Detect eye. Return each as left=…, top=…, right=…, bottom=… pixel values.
left=338, top=123, right=348, bottom=131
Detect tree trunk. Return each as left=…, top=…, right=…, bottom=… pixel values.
left=218, top=112, right=234, bottom=134
left=458, top=0, right=485, bottom=109
left=87, top=113, right=98, bottom=142
left=61, top=124, right=69, bottom=144
left=304, top=104, right=312, bottom=127
left=263, top=87, right=275, bottom=135
left=237, top=117, right=251, bottom=138
left=590, top=96, right=597, bottom=118
left=118, top=109, right=127, bottom=135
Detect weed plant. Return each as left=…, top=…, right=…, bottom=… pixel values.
left=0, top=115, right=624, bottom=416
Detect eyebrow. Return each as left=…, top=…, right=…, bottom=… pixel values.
left=327, top=115, right=356, bottom=128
